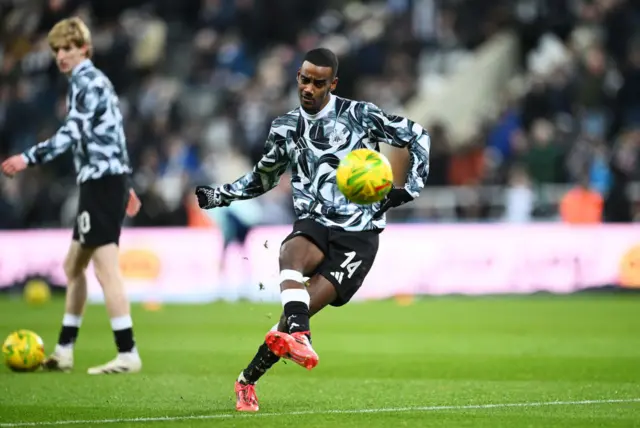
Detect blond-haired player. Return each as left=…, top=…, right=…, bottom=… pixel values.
left=1, top=17, right=143, bottom=374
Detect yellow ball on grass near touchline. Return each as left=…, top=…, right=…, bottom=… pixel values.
left=2, top=330, right=45, bottom=372
left=336, top=148, right=393, bottom=205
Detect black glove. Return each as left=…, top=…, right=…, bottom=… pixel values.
left=373, top=187, right=414, bottom=219
left=195, top=185, right=230, bottom=209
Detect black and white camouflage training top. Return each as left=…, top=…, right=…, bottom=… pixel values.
left=219, top=94, right=431, bottom=232
left=22, top=59, right=131, bottom=184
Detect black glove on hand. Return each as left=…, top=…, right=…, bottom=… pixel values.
left=373, top=187, right=414, bottom=219
left=195, top=185, right=230, bottom=209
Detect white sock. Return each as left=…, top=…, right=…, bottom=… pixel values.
left=63, top=313, right=82, bottom=327
left=280, top=288, right=310, bottom=308
left=110, top=315, right=132, bottom=331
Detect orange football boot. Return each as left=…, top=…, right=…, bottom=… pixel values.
left=265, top=331, right=319, bottom=370
left=235, top=381, right=259, bottom=412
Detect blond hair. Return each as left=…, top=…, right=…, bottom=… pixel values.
left=48, top=17, right=93, bottom=58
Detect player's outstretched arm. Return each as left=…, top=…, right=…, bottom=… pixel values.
left=22, top=84, right=100, bottom=169
left=196, top=124, right=290, bottom=209
left=361, top=102, right=430, bottom=218
left=2, top=84, right=98, bottom=177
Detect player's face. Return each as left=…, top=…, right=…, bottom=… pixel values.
left=52, top=44, right=87, bottom=75
left=297, top=61, right=338, bottom=114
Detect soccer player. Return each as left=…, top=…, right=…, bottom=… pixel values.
left=195, top=48, right=430, bottom=411
left=1, top=17, right=143, bottom=374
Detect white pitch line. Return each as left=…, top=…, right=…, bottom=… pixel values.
left=1, top=398, right=639, bottom=427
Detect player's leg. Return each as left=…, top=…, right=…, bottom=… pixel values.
left=267, top=227, right=380, bottom=371
left=43, top=240, right=93, bottom=371
left=261, top=217, right=342, bottom=369
left=86, top=242, right=141, bottom=374
left=264, top=262, right=340, bottom=365
left=262, top=227, right=381, bottom=369
left=240, top=275, right=337, bottom=381
left=235, top=274, right=337, bottom=411
left=71, top=174, right=140, bottom=374
left=268, top=233, right=325, bottom=350
left=234, top=220, right=329, bottom=411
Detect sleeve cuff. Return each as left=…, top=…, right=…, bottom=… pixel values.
left=403, top=184, right=420, bottom=199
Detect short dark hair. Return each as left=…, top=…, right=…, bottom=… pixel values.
left=303, top=48, right=339, bottom=78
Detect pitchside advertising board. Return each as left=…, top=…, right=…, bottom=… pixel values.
left=0, top=225, right=639, bottom=302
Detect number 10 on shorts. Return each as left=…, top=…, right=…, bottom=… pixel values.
left=77, top=211, right=91, bottom=243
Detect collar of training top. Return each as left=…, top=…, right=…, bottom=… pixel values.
left=299, top=93, right=336, bottom=121
left=71, top=59, right=94, bottom=77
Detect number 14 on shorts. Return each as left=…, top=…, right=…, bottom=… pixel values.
left=331, top=251, right=362, bottom=284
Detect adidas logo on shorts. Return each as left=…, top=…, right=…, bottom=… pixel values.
left=330, top=271, right=344, bottom=284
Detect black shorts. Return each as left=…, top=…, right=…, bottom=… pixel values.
left=282, top=219, right=380, bottom=306
left=72, top=174, right=128, bottom=248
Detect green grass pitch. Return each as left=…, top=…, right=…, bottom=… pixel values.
left=1, top=293, right=640, bottom=427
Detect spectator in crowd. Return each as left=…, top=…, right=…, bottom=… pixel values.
left=1, top=0, right=639, bottom=227
left=560, top=172, right=604, bottom=224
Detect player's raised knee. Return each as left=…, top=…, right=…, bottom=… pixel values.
left=278, top=236, right=323, bottom=273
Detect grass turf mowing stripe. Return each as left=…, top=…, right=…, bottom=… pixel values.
left=1, top=398, right=639, bottom=427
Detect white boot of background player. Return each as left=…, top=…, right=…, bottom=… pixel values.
left=43, top=344, right=74, bottom=372
left=87, top=350, right=142, bottom=375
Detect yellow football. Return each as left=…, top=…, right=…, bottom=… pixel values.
left=336, top=148, right=393, bottom=204
left=23, top=279, right=51, bottom=305
left=2, top=330, right=45, bottom=372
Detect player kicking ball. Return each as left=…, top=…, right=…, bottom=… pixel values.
left=195, top=48, right=431, bottom=411
left=1, top=17, right=142, bottom=374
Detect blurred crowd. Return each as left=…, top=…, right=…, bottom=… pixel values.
left=421, top=0, right=640, bottom=223
left=1, top=0, right=639, bottom=230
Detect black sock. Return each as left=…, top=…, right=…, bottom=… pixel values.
left=113, top=328, right=135, bottom=353
left=241, top=343, right=281, bottom=384
left=284, top=301, right=310, bottom=335
left=58, top=326, right=79, bottom=346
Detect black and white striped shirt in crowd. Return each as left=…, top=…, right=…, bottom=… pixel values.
left=22, top=59, right=131, bottom=183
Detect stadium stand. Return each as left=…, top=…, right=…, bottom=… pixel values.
left=1, top=0, right=639, bottom=229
